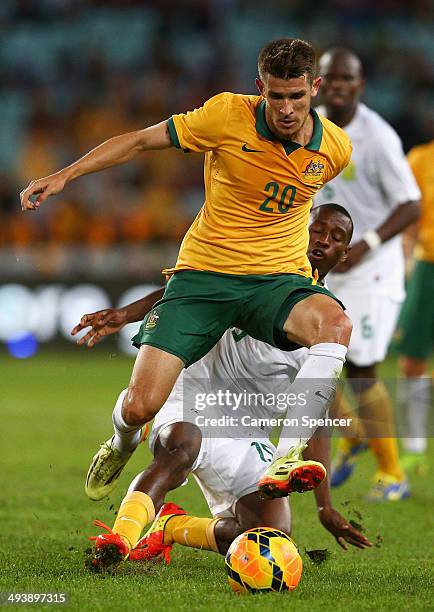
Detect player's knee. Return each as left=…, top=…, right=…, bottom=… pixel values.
left=167, top=444, right=196, bottom=473
left=122, top=386, right=165, bottom=425
left=152, top=445, right=194, bottom=491
left=320, top=309, right=352, bottom=346
left=237, top=516, right=261, bottom=533
left=161, top=424, right=201, bottom=467
left=154, top=423, right=202, bottom=487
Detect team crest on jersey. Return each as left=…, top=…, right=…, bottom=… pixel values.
left=302, top=157, right=325, bottom=182
left=145, top=310, right=160, bottom=330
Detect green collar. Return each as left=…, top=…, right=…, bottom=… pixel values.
left=255, top=100, right=323, bottom=154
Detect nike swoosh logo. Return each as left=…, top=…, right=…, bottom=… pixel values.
left=242, top=144, right=264, bottom=153
left=315, top=390, right=333, bottom=402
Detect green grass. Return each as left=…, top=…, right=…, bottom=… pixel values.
left=1, top=350, right=433, bottom=611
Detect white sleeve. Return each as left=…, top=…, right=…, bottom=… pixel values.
left=372, top=126, right=421, bottom=208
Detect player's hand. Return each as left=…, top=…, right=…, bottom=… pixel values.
left=20, top=170, right=68, bottom=211
left=318, top=506, right=372, bottom=550
left=333, top=240, right=369, bottom=273
left=71, top=308, right=128, bottom=347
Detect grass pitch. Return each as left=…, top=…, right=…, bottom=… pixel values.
left=1, top=350, right=433, bottom=611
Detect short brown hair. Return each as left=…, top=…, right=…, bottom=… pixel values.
left=258, top=38, right=317, bottom=83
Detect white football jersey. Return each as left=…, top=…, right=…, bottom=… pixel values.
left=148, top=332, right=308, bottom=515
left=314, top=103, right=420, bottom=295
left=189, top=328, right=306, bottom=383
left=155, top=329, right=308, bottom=438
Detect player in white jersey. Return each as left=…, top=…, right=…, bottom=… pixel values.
left=314, top=49, right=421, bottom=500
left=74, top=205, right=371, bottom=569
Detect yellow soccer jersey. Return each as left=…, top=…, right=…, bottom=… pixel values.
left=166, top=92, right=352, bottom=276
left=408, top=140, right=434, bottom=263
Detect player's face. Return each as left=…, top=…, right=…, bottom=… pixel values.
left=308, top=209, right=351, bottom=278
left=256, top=73, right=321, bottom=140
left=318, top=54, right=364, bottom=112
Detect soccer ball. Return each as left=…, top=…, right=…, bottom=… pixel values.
left=225, top=527, right=302, bottom=594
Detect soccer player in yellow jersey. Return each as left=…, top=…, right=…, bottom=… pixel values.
left=21, top=39, right=353, bottom=555
left=395, top=139, right=434, bottom=471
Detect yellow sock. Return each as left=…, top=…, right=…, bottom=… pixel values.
left=163, top=515, right=221, bottom=553
left=359, top=382, right=404, bottom=480
left=112, top=491, right=156, bottom=549
left=331, top=392, right=365, bottom=452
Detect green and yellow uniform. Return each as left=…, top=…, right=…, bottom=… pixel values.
left=395, top=140, right=434, bottom=359
left=134, top=93, right=352, bottom=365
left=165, top=92, right=351, bottom=276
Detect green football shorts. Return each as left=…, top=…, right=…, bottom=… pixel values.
left=393, top=259, right=434, bottom=360
left=132, top=270, right=342, bottom=367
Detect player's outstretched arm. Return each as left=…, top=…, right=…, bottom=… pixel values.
left=71, top=287, right=165, bottom=347
left=20, top=121, right=172, bottom=211
left=304, top=434, right=372, bottom=550
left=335, top=200, right=420, bottom=273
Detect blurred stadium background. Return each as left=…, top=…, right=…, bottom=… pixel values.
left=1, top=0, right=433, bottom=357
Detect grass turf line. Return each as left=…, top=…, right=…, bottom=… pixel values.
left=0, top=350, right=433, bottom=611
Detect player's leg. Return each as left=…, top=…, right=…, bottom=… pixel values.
left=325, top=286, right=408, bottom=497
left=86, top=346, right=185, bottom=501
left=132, top=494, right=290, bottom=560
left=258, top=292, right=352, bottom=498
left=328, top=386, right=368, bottom=487
left=130, top=433, right=245, bottom=563
left=86, top=271, right=240, bottom=500
left=398, top=356, right=430, bottom=472
left=345, top=361, right=409, bottom=501
left=237, top=277, right=352, bottom=498
left=90, top=421, right=202, bottom=569
left=130, top=421, right=202, bottom=508
left=394, top=260, right=434, bottom=471
left=277, top=292, right=352, bottom=448
left=211, top=495, right=291, bottom=555
left=133, top=438, right=291, bottom=559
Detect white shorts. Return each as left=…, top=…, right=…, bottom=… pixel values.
left=330, top=286, right=401, bottom=366
left=150, top=393, right=276, bottom=518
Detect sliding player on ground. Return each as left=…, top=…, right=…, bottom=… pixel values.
left=74, top=205, right=371, bottom=567
left=314, top=48, right=421, bottom=500
left=21, top=39, right=353, bottom=509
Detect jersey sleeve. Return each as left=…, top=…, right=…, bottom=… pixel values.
left=320, top=117, right=353, bottom=183
left=326, top=139, right=352, bottom=182
left=167, top=92, right=231, bottom=152
left=372, top=127, right=421, bottom=207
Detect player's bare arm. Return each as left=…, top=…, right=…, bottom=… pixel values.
left=20, top=121, right=172, bottom=211
left=71, top=287, right=165, bottom=347
left=304, top=434, right=372, bottom=550
left=335, top=199, right=420, bottom=273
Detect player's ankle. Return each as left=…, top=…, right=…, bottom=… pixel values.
left=112, top=431, right=142, bottom=455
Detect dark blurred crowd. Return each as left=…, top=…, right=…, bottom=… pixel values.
left=1, top=0, right=433, bottom=256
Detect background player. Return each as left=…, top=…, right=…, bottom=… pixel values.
left=314, top=48, right=421, bottom=500
left=394, top=139, right=434, bottom=472
left=20, top=39, right=353, bottom=505
left=76, top=205, right=371, bottom=568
